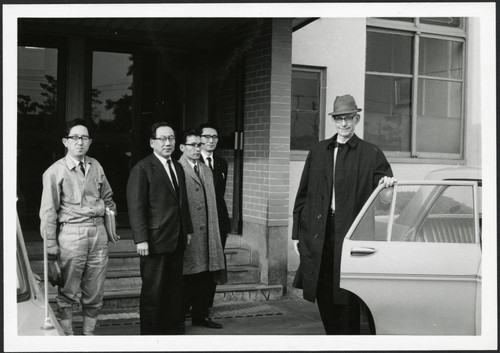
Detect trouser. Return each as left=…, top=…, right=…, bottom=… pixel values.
left=139, top=240, right=185, bottom=335
left=57, top=221, right=108, bottom=321
left=316, top=212, right=361, bottom=335
left=206, top=232, right=227, bottom=308
left=184, top=270, right=213, bottom=321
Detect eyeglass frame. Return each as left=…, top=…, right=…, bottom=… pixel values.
left=65, top=135, right=92, bottom=143
left=182, top=142, right=204, bottom=148
left=200, top=134, right=219, bottom=140
left=151, top=135, right=176, bottom=143
left=332, top=114, right=358, bottom=124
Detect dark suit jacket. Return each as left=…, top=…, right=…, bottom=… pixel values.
left=127, top=154, right=193, bottom=254
left=201, top=154, right=231, bottom=236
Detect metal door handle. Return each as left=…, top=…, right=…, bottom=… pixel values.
left=350, top=247, right=377, bottom=256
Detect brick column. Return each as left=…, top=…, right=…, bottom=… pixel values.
left=242, top=19, right=292, bottom=290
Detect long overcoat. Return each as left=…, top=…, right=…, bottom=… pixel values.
left=292, top=134, right=393, bottom=303
left=179, top=156, right=225, bottom=275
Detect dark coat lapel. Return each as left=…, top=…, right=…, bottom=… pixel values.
left=150, top=154, right=179, bottom=201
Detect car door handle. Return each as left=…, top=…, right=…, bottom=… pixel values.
left=350, top=247, right=377, bottom=256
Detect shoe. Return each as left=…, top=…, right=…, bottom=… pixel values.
left=192, top=317, right=223, bottom=329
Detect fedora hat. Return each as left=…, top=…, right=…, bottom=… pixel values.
left=328, top=94, right=362, bottom=116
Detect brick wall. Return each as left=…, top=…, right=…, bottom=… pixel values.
left=243, top=19, right=292, bottom=228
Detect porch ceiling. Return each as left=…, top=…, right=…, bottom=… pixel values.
left=19, top=18, right=314, bottom=48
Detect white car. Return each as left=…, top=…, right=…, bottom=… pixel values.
left=341, top=167, right=482, bottom=335
left=17, top=215, right=63, bottom=336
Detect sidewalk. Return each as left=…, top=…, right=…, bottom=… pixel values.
left=94, top=297, right=324, bottom=336
left=93, top=273, right=325, bottom=335
left=187, top=298, right=324, bottom=335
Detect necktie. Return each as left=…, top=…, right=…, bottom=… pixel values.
left=206, top=157, right=213, bottom=170
left=194, top=164, right=200, bottom=177
left=167, top=159, right=180, bottom=196
left=79, top=161, right=85, bottom=176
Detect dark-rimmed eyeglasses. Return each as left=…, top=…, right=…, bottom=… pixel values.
left=200, top=134, right=219, bottom=140
left=152, top=136, right=176, bottom=143
left=66, top=135, right=91, bottom=143
left=183, top=143, right=204, bottom=148
left=333, top=114, right=356, bottom=123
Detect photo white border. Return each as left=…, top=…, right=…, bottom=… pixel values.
left=4, top=2, right=497, bottom=351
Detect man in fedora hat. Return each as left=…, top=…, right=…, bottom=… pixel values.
left=291, top=94, right=396, bottom=335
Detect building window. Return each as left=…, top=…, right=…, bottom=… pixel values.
left=291, top=66, right=325, bottom=155
left=364, top=18, right=466, bottom=161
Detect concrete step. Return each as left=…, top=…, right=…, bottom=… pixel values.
left=29, top=234, right=268, bottom=309
left=224, top=248, right=251, bottom=266
left=41, top=264, right=260, bottom=298
left=226, top=265, right=260, bottom=284
left=48, top=282, right=283, bottom=314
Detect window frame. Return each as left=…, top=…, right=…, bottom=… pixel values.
left=290, top=65, right=327, bottom=161
left=365, top=18, right=467, bottom=163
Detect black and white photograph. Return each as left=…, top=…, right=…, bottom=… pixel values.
left=3, top=2, right=496, bottom=351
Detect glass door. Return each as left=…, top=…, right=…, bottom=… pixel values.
left=17, top=43, right=65, bottom=234
left=89, top=51, right=134, bottom=227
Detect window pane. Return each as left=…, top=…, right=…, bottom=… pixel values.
left=92, top=52, right=133, bottom=129
left=417, top=79, right=462, bottom=154
left=416, top=185, right=475, bottom=243
left=17, top=46, right=59, bottom=230
left=366, top=31, right=413, bottom=74
left=419, top=17, right=462, bottom=28
left=350, top=188, right=393, bottom=241
left=364, top=75, right=411, bottom=152
left=91, top=52, right=134, bottom=223
left=419, top=38, right=463, bottom=79
left=291, top=69, right=320, bottom=150
left=291, top=111, right=319, bottom=150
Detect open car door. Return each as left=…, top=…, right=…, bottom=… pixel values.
left=340, top=181, right=482, bottom=335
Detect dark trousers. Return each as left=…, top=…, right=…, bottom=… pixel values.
left=206, top=232, right=227, bottom=308
left=139, top=241, right=185, bottom=335
left=184, top=270, right=213, bottom=321
left=316, top=212, right=361, bottom=335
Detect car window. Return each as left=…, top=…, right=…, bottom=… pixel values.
left=350, top=188, right=393, bottom=241
left=413, top=185, right=475, bottom=243
left=349, top=183, right=478, bottom=244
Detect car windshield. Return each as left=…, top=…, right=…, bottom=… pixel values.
left=350, top=182, right=478, bottom=244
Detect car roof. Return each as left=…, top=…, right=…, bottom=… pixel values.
left=424, top=166, right=482, bottom=182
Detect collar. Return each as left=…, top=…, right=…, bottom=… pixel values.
left=153, top=152, right=172, bottom=166
left=65, top=154, right=85, bottom=170
left=187, top=158, right=198, bottom=169
left=201, top=150, right=213, bottom=160
left=328, top=134, right=360, bottom=150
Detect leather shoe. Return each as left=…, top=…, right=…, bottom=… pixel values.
left=192, top=317, right=222, bottom=329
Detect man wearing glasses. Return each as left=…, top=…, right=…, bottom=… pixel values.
left=198, top=123, right=231, bottom=307
left=40, top=118, right=117, bottom=335
left=292, top=95, right=396, bottom=335
left=178, top=129, right=225, bottom=329
left=126, top=122, right=192, bottom=335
